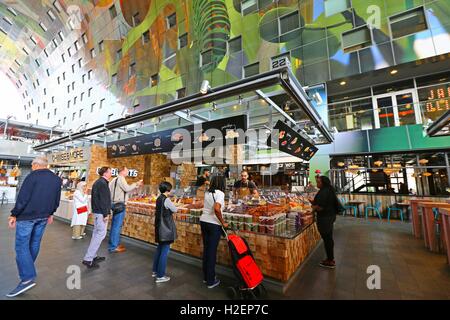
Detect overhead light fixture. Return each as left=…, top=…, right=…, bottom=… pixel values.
left=374, top=160, right=383, bottom=167
left=212, top=103, right=217, bottom=112
left=390, top=69, right=398, bottom=75
left=200, top=80, right=211, bottom=94
left=337, top=162, right=345, bottom=167
left=238, top=95, right=243, bottom=105
left=284, top=103, right=290, bottom=111
left=419, top=159, right=429, bottom=165
left=340, top=81, right=347, bottom=86
left=423, top=172, right=432, bottom=177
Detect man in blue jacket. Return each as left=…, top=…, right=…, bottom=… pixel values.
left=6, top=156, right=62, bottom=298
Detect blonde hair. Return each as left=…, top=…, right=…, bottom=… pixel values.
left=77, top=182, right=87, bottom=192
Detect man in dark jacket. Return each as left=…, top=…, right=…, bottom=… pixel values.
left=6, top=156, right=62, bottom=298
left=82, top=167, right=112, bottom=269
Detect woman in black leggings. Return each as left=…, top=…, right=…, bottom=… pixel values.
left=310, top=176, right=338, bottom=269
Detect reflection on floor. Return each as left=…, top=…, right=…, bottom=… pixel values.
left=1, top=205, right=449, bottom=300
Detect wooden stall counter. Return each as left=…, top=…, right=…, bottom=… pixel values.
left=418, top=202, right=450, bottom=253
left=88, top=201, right=321, bottom=283
left=439, top=208, right=450, bottom=265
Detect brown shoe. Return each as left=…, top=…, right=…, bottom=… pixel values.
left=111, top=247, right=126, bottom=253
left=319, top=260, right=336, bottom=269
left=117, top=244, right=126, bottom=249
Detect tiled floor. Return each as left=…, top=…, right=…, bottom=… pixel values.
left=1, top=205, right=449, bottom=300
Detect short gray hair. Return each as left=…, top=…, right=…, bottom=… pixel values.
left=32, top=156, right=48, bottom=167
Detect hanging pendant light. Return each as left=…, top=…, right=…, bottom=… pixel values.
left=374, top=160, right=383, bottom=167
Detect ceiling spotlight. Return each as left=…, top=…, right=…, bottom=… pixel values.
left=238, top=95, right=243, bottom=105
left=200, top=80, right=211, bottom=94
left=284, top=103, right=290, bottom=111
left=340, top=81, right=347, bottom=86
left=212, top=103, right=217, bottom=111
left=390, top=69, right=398, bottom=75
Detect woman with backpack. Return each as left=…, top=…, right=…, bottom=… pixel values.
left=153, top=182, right=177, bottom=283
left=309, top=175, right=341, bottom=269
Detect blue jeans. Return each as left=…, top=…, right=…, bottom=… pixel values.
left=108, top=209, right=126, bottom=252
left=152, top=243, right=171, bottom=278
left=201, top=222, right=222, bottom=286
left=15, top=218, right=48, bottom=282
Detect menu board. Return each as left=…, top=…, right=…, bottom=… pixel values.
left=267, top=120, right=318, bottom=161
left=107, top=115, right=247, bottom=158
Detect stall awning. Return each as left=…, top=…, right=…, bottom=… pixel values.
left=33, top=67, right=334, bottom=152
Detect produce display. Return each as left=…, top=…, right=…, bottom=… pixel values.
left=127, top=190, right=315, bottom=238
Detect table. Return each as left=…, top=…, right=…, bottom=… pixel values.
left=395, top=202, right=411, bottom=221
left=346, top=200, right=366, bottom=217
left=410, top=199, right=434, bottom=239
left=418, top=202, right=450, bottom=253
left=439, top=208, right=450, bottom=265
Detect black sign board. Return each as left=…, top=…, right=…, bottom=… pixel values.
left=267, top=120, right=319, bottom=161
left=107, top=115, right=247, bottom=158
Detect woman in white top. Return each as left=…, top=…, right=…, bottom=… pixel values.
left=200, top=175, right=229, bottom=289
left=71, top=182, right=89, bottom=240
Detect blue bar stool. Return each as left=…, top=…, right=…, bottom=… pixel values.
left=387, top=205, right=404, bottom=222
left=340, top=197, right=357, bottom=217
left=365, top=200, right=382, bottom=220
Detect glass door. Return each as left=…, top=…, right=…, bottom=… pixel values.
left=373, top=90, right=420, bottom=128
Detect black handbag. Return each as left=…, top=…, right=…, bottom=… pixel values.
left=112, top=178, right=126, bottom=215
left=158, top=196, right=177, bottom=243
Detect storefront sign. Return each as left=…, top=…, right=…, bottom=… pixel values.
left=107, top=115, right=247, bottom=158
left=51, top=148, right=86, bottom=164
left=267, top=121, right=318, bottom=161
left=96, top=167, right=138, bottom=177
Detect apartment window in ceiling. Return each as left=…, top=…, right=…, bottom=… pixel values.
left=30, top=36, right=37, bottom=45
left=74, top=96, right=77, bottom=105
left=63, top=72, right=66, bottom=80
left=23, top=74, right=28, bottom=81
left=179, top=33, right=188, bottom=49
left=90, top=48, right=96, bottom=59
left=54, top=108, right=57, bottom=116
left=68, top=100, right=71, bottom=109
left=53, top=1, right=63, bottom=13
left=15, top=59, right=21, bottom=67
left=142, top=31, right=150, bottom=44
left=68, top=47, right=72, bottom=57
left=324, top=0, right=351, bottom=17
left=63, top=117, right=66, bottom=125
left=228, top=36, right=242, bottom=54
left=79, top=109, right=83, bottom=118
left=35, top=59, right=41, bottom=67
left=82, top=74, right=86, bottom=84
left=108, top=114, right=114, bottom=122
left=132, top=13, right=140, bottom=27
left=78, top=58, right=83, bottom=68
left=3, top=17, right=13, bottom=26
left=58, top=31, right=64, bottom=42
left=72, top=82, right=75, bottom=90
left=111, top=73, right=117, bottom=85
left=61, top=53, right=66, bottom=63
left=99, top=41, right=104, bottom=53
left=39, top=22, right=48, bottom=32
left=0, top=27, right=7, bottom=36
left=43, top=102, right=46, bottom=109
left=57, top=76, right=61, bottom=85
left=58, top=119, right=61, bottom=126
left=22, top=48, right=29, bottom=55
left=91, top=103, right=95, bottom=113
left=46, top=69, right=50, bottom=77
left=81, top=92, right=85, bottom=102
left=72, top=112, right=76, bottom=121
left=342, top=25, right=372, bottom=53
left=100, top=99, right=105, bottom=109
left=52, top=97, right=55, bottom=103
left=67, top=85, right=71, bottom=94
left=38, top=106, right=40, bottom=113
left=47, top=9, right=56, bottom=21
left=241, top=0, right=258, bottom=15
left=88, top=70, right=93, bottom=80
left=72, top=64, right=76, bottom=73
left=200, top=49, right=213, bottom=67
left=389, top=6, right=428, bottom=39
left=82, top=33, right=88, bottom=44
left=88, top=87, right=93, bottom=97
left=109, top=5, right=117, bottom=19
left=44, top=48, right=49, bottom=57
left=244, top=62, right=259, bottom=78
left=167, top=13, right=177, bottom=29
left=129, top=62, right=136, bottom=78
left=52, top=38, right=58, bottom=48
left=116, top=49, right=122, bottom=61
left=7, top=7, right=18, bottom=16
left=176, top=88, right=186, bottom=100
left=150, top=74, right=159, bottom=87
left=47, top=113, right=50, bottom=120
left=279, top=11, right=300, bottom=36
left=43, top=88, right=47, bottom=95
left=74, top=40, right=80, bottom=51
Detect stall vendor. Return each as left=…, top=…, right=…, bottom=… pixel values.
left=233, top=170, right=259, bottom=199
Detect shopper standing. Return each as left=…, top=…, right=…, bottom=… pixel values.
left=6, top=156, right=62, bottom=298
left=153, top=182, right=177, bottom=283
left=82, top=167, right=112, bottom=269
left=310, top=176, right=340, bottom=269
left=71, top=182, right=89, bottom=240
left=108, top=167, right=143, bottom=253
left=201, top=175, right=229, bottom=289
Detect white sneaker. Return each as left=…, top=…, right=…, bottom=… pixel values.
left=155, top=276, right=171, bottom=283
left=207, top=279, right=221, bottom=289
left=72, top=236, right=83, bottom=240
left=152, top=272, right=157, bottom=278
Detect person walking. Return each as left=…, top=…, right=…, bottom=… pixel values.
left=82, top=167, right=112, bottom=269
left=153, top=182, right=177, bottom=283
left=200, top=175, right=229, bottom=289
left=71, top=182, right=89, bottom=240
left=309, top=176, right=340, bottom=269
left=6, top=156, right=62, bottom=298
left=108, top=167, right=143, bottom=253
